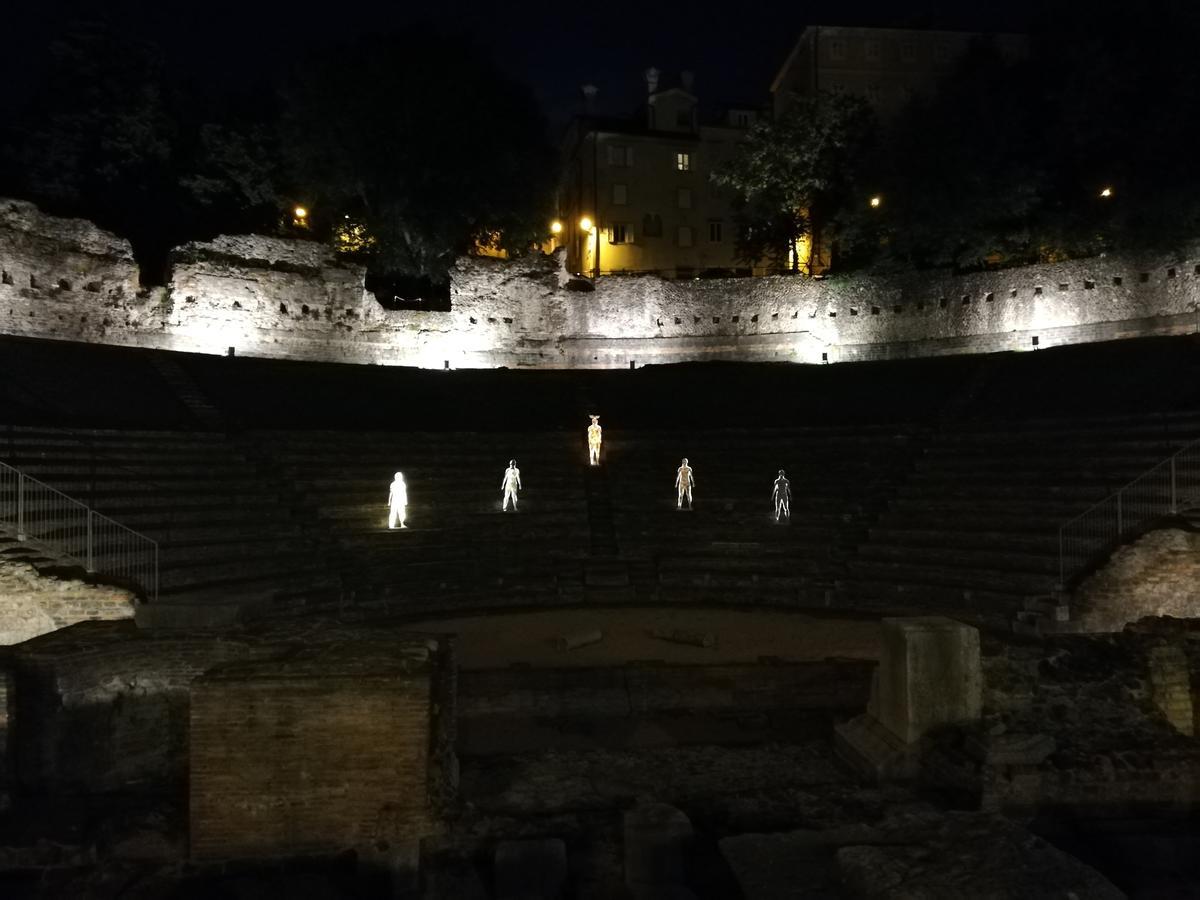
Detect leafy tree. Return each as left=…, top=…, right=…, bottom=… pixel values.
left=712, top=91, right=875, bottom=273
left=853, top=40, right=1048, bottom=271
left=280, top=27, right=558, bottom=286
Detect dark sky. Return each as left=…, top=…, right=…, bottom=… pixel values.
left=3, top=0, right=1045, bottom=125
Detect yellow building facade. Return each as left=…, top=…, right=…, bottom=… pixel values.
left=561, top=71, right=762, bottom=279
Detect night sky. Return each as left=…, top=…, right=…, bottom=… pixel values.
left=3, top=0, right=1045, bottom=127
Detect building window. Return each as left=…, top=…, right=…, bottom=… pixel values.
left=732, top=110, right=752, bottom=128
left=609, top=223, right=630, bottom=244
left=676, top=151, right=691, bottom=171
left=829, top=38, right=846, bottom=61
left=607, top=144, right=634, bottom=167
left=708, top=221, right=723, bottom=242
left=866, top=82, right=883, bottom=103
left=677, top=226, right=693, bottom=247
left=865, top=39, right=881, bottom=62
left=612, top=183, right=628, bottom=205
left=934, top=41, right=950, bottom=63
left=677, top=187, right=692, bottom=209
left=901, top=40, right=916, bottom=62
left=643, top=213, right=663, bottom=237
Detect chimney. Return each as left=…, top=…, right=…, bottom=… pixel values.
left=581, top=83, right=598, bottom=111
left=644, top=66, right=660, bottom=95
left=680, top=70, right=695, bottom=93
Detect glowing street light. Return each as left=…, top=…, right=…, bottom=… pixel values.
left=294, top=206, right=308, bottom=220
left=579, top=216, right=594, bottom=232
left=1099, top=186, right=1114, bottom=198
left=550, top=220, right=563, bottom=234
left=869, top=195, right=882, bottom=209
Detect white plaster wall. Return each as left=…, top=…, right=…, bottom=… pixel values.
left=2, top=197, right=1199, bottom=369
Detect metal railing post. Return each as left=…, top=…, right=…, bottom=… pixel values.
left=1116, top=491, right=1124, bottom=537
left=16, top=472, right=25, bottom=541
left=154, top=543, right=160, bottom=602
left=86, top=509, right=95, bottom=573
left=1058, top=526, right=1065, bottom=592
left=1170, top=455, right=1178, bottom=514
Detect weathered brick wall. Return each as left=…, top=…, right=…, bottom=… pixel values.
left=3, top=196, right=1200, bottom=368
left=189, top=641, right=441, bottom=862
left=1073, top=529, right=1200, bottom=632
left=0, top=559, right=136, bottom=646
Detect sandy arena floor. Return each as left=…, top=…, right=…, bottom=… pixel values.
left=401, top=606, right=882, bottom=669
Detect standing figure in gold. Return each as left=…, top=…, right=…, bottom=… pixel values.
left=587, top=415, right=603, bottom=466
left=675, top=458, right=695, bottom=510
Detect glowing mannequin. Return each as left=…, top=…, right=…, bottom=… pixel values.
left=675, top=458, right=695, bottom=509
left=587, top=415, right=603, bottom=466
left=387, top=472, right=408, bottom=529
left=772, top=469, right=792, bottom=522
left=501, top=459, right=522, bottom=511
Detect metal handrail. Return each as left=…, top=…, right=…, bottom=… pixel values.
left=1057, top=436, right=1200, bottom=590
left=0, top=459, right=159, bottom=601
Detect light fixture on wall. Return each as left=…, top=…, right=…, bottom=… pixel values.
left=550, top=220, right=563, bottom=234
left=869, top=195, right=882, bottom=208
left=579, top=216, right=593, bottom=232
left=1099, top=186, right=1114, bottom=199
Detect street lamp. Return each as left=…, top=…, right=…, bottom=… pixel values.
left=1099, top=186, right=1114, bottom=198
left=579, top=216, right=593, bottom=233
left=869, top=195, right=882, bottom=209
left=550, top=220, right=563, bottom=234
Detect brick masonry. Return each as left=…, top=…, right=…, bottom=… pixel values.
left=3, top=196, right=1200, bottom=369
left=0, top=558, right=136, bottom=646
left=1073, top=528, right=1200, bottom=633
left=189, top=639, right=443, bottom=862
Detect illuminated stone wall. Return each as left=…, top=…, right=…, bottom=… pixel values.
left=0, top=559, right=136, bottom=646
left=1072, top=529, right=1200, bottom=632
left=3, top=197, right=1200, bottom=368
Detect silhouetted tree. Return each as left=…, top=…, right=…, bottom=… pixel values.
left=280, top=27, right=558, bottom=285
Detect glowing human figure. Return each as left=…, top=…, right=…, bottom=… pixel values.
left=587, top=415, right=603, bottom=466
left=675, top=458, right=695, bottom=509
left=387, top=472, right=408, bottom=529
left=501, top=459, right=522, bottom=511
left=772, top=469, right=792, bottom=522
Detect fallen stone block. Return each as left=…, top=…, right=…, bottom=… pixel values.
left=649, top=628, right=717, bottom=649
left=553, top=630, right=603, bottom=650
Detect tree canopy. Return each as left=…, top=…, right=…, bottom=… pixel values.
left=280, top=28, right=557, bottom=287
left=713, top=92, right=875, bottom=272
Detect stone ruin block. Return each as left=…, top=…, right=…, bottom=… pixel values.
left=624, top=802, right=694, bottom=891
left=836, top=616, right=982, bottom=780
left=870, top=616, right=982, bottom=743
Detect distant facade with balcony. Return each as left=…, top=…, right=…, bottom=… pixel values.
left=772, top=25, right=1029, bottom=120
left=560, top=69, right=762, bottom=280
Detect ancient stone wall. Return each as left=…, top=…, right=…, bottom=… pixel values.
left=1072, top=528, right=1200, bottom=632
left=3, top=196, right=1200, bottom=369
left=969, top=623, right=1200, bottom=818
left=0, top=559, right=136, bottom=646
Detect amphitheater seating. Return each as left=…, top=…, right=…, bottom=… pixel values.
left=0, top=426, right=338, bottom=613
left=844, top=412, right=1200, bottom=625
left=5, top=333, right=1200, bottom=629
left=252, top=430, right=593, bottom=614
left=603, top=426, right=921, bottom=608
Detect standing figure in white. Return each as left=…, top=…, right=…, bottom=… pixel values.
left=387, top=472, right=408, bottom=529
left=772, top=469, right=792, bottom=522
left=501, top=459, right=522, bottom=511
left=587, top=415, right=603, bottom=466
left=675, top=458, right=695, bottom=510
